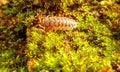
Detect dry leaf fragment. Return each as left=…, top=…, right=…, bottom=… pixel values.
left=98, top=66, right=111, bottom=72
left=0, top=0, right=8, bottom=5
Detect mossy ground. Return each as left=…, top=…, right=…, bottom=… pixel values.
left=0, top=0, right=120, bottom=72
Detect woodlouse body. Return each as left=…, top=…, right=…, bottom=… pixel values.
left=36, top=17, right=78, bottom=31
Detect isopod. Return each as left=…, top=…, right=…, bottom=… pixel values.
left=35, top=16, right=78, bottom=31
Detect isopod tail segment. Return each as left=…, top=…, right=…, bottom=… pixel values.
left=35, top=16, right=78, bottom=31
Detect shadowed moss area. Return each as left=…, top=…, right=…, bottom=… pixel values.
left=0, top=0, right=120, bottom=72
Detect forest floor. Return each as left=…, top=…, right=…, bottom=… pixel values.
left=0, top=0, right=120, bottom=72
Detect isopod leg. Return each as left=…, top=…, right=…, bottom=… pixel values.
left=37, top=24, right=46, bottom=30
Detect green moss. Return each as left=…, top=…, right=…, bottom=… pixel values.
left=0, top=0, right=120, bottom=72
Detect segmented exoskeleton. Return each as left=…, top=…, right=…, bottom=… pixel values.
left=32, top=16, right=78, bottom=31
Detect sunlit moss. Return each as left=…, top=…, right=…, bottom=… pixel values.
left=0, top=0, right=120, bottom=72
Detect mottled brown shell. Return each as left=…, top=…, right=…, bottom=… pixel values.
left=37, top=17, right=77, bottom=31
